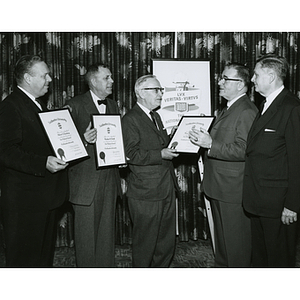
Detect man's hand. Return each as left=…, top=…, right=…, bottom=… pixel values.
left=281, top=207, right=297, bottom=225
left=84, top=122, right=97, bottom=144
left=161, top=148, right=179, bottom=160
left=189, top=127, right=212, bottom=148
left=46, top=156, right=68, bottom=173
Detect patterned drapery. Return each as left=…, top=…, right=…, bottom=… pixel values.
left=1, top=32, right=299, bottom=245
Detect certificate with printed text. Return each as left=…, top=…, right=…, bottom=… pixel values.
left=92, top=115, right=126, bottom=168
left=38, top=109, right=88, bottom=162
left=168, top=116, right=215, bottom=153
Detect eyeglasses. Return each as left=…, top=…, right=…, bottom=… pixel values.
left=219, top=75, right=243, bottom=82
left=142, top=87, right=164, bottom=93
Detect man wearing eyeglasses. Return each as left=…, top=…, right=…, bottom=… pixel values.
left=189, top=63, right=258, bottom=267
left=122, top=74, right=179, bottom=267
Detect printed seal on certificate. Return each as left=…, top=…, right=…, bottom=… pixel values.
left=91, top=114, right=126, bottom=168
left=38, top=108, right=88, bottom=163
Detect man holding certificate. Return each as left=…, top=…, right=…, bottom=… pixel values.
left=189, top=63, right=258, bottom=267
left=65, top=63, right=122, bottom=267
left=122, top=75, right=179, bottom=267
left=0, top=55, right=68, bottom=267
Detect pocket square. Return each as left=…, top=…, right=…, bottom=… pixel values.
left=264, top=128, right=276, bottom=132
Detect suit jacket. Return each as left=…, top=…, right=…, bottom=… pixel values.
left=203, top=94, right=258, bottom=203
left=0, top=88, right=68, bottom=212
left=121, top=104, right=178, bottom=201
left=66, top=91, right=121, bottom=205
left=243, top=88, right=300, bottom=218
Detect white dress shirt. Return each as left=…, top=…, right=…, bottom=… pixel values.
left=90, top=90, right=106, bottom=114
left=137, top=102, right=152, bottom=120
left=262, top=85, right=284, bottom=115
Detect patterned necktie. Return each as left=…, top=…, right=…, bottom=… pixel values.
left=150, top=111, right=161, bottom=130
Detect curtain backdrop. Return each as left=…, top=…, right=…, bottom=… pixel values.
left=1, top=32, right=300, bottom=246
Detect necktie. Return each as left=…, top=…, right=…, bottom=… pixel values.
left=150, top=111, right=161, bottom=130
left=97, top=99, right=107, bottom=106
left=35, top=98, right=43, bottom=110
left=259, top=99, right=266, bottom=115
left=218, top=106, right=227, bottom=118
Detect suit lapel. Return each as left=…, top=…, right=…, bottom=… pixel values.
left=16, top=88, right=43, bottom=114
left=213, top=95, right=246, bottom=127
left=83, top=92, right=118, bottom=115
left=82, top=92, right=99, bottom=116
left=213, top=107, right=230, bottom=126
left=106, top=98, right=118, bottom=114
left=248, top=89, right=287, bottom=144
left=133, top=105, right=169, bottom=144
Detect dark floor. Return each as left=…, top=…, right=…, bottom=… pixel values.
left=0, top=227, right=215, bottom=267
left=52, top=238, right=215, bottom=268
left=52, top=234, right=300, bottom=268
left=1, top=225, right=300, bottom=268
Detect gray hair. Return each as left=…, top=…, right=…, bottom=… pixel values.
left=256, top=54, right=289, bottom=82
left=134, top=74, right=157, bottom=96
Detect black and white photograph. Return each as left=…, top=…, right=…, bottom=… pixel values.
left=0, top=3, right=299, bottom=299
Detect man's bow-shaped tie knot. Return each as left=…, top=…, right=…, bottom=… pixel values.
left=97, top=99, right=107, bottom=106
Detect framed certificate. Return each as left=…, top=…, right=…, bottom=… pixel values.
left=168, top=116, right=215, bottom=153
left=91, top=115, right=126, bottom=168
left=38, top=108, right=88, bottom=162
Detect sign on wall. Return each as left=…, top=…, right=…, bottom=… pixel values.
left=152, top=59, right=212, bottom=134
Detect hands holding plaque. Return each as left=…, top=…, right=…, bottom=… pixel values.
left=39, top=109, right=88, bottom=163
left=91, top=115, right=126, bottom=168
left=168, top=116, right=214, bottom=153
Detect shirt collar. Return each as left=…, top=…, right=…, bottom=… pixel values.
left=90, top=90, right=106, bottom=113
left=266, top=85, right=284, bottom=103
left=227, top=93, right=246, bottom=109
left=17, top=86, right=42, bottom=110
left=137, top=102, right=152, bottom=119
left=90, top=90, right=104, bottom=103
left=18, top=86, right=35, bottom=101
left=262, top=85, right=284, bottom=114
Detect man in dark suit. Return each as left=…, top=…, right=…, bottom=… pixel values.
left=189, top=63, right=258, bottom=267
left=122, top=75, right=179, bottom=267
left=243, top=54, right=300, bottom=267
left=65, top=63, right=121, bottom=267
left=0, top=55, right=68, bottom=267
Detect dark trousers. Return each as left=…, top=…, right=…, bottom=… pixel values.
left=72, top=175, right=117, bottom=267
left=250, top=214, right=298, bottom=267
left=209, top=198, right=251, bottom=267
left=2, top=208, right=57, bottom=267
left=128, top=185, right=176, bottom=268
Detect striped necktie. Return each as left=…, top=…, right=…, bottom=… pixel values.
left=150, top=111, right=161, bottom=130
